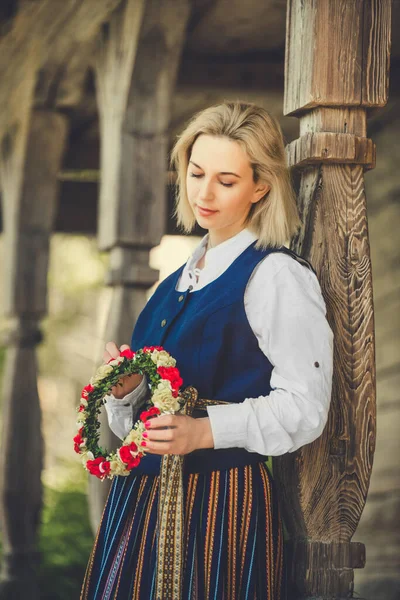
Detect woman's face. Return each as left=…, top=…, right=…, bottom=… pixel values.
left=186, top=134, right=269, bottom=242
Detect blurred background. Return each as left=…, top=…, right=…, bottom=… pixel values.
left=0, top=1, right=399, bottom=599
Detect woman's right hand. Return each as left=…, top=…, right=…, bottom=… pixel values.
left=103, top=341, right=143, bottom=399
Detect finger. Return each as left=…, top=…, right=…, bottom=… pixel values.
left=146, top=428, right=174, bottom=442
left=103, top=349, right=113, bottom=363
left=119, top=344, right=130, bottom=352
left=105, top=341, right=120, bottom=359
left=110, top=379, right=123, bottom=391
left=146, top=415, right=178, bottom=429
left=142, top=441, right=174, bottom=455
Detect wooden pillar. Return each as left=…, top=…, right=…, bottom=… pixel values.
left=89, top=0, right=191, bottom=529
left=274, top=2, right=392, bottom=598
left=0, top=109, right=68, bottom=599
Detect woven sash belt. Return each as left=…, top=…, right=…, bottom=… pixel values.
left=155, top=385, right=231, bottom=600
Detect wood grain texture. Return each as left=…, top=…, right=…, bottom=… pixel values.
left=279, top=1, right=392, bottom=595
left=284, top=0, right=391, bottom=116
left=299, top=107, right=368, bottom=137
left=286, top=132, right=376, bottom=170
left=275, top=162, right=377, bottom=597
left=361, top=0, right=392, bottom=106
left=352, top=110, right=400, bottom=596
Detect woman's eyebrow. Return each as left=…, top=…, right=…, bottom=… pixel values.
left=189, top=160, right=241, bottom=178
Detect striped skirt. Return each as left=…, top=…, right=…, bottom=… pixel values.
left=81, top=462, right=285, bottom=600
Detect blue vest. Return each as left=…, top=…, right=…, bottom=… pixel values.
left=130, top=241, right=314, bottom=475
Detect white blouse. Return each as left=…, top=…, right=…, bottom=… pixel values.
left=105, top=228, right=334, bottom=456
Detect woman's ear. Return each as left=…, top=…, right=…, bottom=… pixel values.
left=252, top=183, right=271, bottom=203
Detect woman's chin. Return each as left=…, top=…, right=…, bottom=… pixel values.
left=196, top=214, right=219, bottom=229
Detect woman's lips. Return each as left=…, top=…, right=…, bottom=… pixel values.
left=197, top=206, right=218, bottom=217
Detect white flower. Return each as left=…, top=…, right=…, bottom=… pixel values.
left=152, top=380, right=180, bottom=413
left=124, top=422, right=146, bottom=447
left=150, top=350, right=176, bottom=368
left=76, top=412, right=87, bottom=424
left=90, top=364, right=113, bottom=386
left=157, top=379, right=172, bottom=392
left=81, top=450, right=94, bottom=467
left=108, top=356, right=125, bottom=367
left=80, top=398, right=88, bottom=407
left=109, top=458, right=129, bottom=476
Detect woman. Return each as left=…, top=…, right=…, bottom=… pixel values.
left=81, top=101, right=334, bottom=599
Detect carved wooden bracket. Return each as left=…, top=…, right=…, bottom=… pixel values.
left=287, top=132, right=376, bottom=171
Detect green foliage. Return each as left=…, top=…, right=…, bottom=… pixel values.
left=37, top=475, right=94, bottom=600
left=82, top=350, right=162, bottom=458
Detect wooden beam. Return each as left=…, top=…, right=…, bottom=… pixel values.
left=0, top=0, right=123, bottom=136
left=275, top=1, right=392, bottom=597
left=1, top=175, right=203, bottom=237
left=54, top=179, right=202, bottom=236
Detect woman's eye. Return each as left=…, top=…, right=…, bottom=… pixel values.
left=189, top=173, right=233, bottom=187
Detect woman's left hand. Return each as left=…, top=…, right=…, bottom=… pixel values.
left=141, top=414, right=214, bottom=455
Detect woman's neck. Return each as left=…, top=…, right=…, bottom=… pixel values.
left=207, top=226, right=246, bottom=250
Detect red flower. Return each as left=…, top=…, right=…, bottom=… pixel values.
left=143, top=346, right=164, bottom=353
left=140, top=410, right=149, bottom=423
left=119, top=348, right=135, bottom=360
left=140, top=406, right=161, bottom=423
left=119, top=443, right=141, bottom=469
left=148, top=406, right=161, bottom=417
left=78, top=405, right=85, bottom=412
left=82, top=384, right=94, bottom=398
left=73, top=428, right=85, bottom=453
left=157, top=367, right=183, bottom=397
left=86, top=457, right=111, bottom=479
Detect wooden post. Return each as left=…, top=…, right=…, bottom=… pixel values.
left=0, top=3, right=127, bottom=594
left=0, top=110, right=68, bottom=599
left=89, top=0, right=191, bottom=529
left=274, top=1, right=392, bottom=598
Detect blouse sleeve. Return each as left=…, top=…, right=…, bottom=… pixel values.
left=206, top=254, right=334, bottom=456
left=104, top=375, right=149, bottom=440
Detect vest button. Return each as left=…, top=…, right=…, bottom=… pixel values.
left=314, top=361, right=320, bottom=368
left=161, top=319, right=167, bottom=327
left=178, top=295, right=184, bottom=302
left=188, top=285, right=193, bottom=291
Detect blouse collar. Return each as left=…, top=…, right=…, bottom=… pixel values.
left=184, top=227, right=258, bottom=283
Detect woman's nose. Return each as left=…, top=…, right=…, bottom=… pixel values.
left=199, top=178, right=214, bottom=201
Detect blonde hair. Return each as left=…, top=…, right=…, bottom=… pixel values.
left=169, top=101, right=301, bottom=249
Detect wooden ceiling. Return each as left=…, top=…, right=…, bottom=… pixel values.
left=185, top=0, right=286, bottom=54
left=0, top=0, right=398, bottom=235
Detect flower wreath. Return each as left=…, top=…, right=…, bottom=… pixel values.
left=73, top=346, right=183, bottom=480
